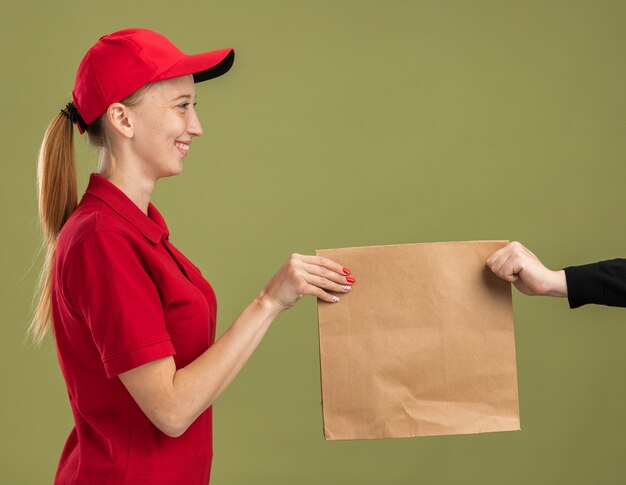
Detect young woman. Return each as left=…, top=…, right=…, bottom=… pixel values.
left=31, top=28, right=356, bottom=484
left=487, top=241, right=626, bottom=308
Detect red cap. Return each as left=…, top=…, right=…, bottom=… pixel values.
left=70, top=28, right=235, bottom=134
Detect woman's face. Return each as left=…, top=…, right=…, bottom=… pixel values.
left=125, top=74, right=203, bottom=178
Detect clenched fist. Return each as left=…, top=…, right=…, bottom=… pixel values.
left=486, top=241, right=567, bottom=297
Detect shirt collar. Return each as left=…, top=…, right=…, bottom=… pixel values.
left=85, top=172, right=170, bottom=245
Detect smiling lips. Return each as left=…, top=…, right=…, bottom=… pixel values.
left=174, top=141, right=190, bottom=156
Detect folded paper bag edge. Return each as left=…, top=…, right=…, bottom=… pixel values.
left=315, top=239, right=510, bottom=253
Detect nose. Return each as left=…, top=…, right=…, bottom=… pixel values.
left=188, top=105, right=203, bottom=137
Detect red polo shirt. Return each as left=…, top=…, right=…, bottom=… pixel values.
left=50, top=172, right=218, bottom=484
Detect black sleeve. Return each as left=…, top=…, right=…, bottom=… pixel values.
left=563, top=259, right=626, bottom=309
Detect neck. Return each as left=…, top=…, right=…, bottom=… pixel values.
left=98, top=166, right=155, bottom=216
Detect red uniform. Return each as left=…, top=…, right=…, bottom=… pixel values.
left=51, top=172, right=218, bottom=484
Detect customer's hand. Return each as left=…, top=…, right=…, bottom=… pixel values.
left=486, top=241, right=567, bottom=297
left=258, top=253, right=355, bottom=314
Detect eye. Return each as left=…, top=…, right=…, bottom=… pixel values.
left=178, top=102, right=198, bottom=110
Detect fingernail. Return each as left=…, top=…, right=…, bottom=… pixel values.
left=331, top=295, right=340, bottom=302
left=346, top=277, right=356, bottom=283
left=342, top=284, right=351, bottom=291
left=343, top=267, right=351, bottom=275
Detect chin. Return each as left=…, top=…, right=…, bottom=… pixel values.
left=170, top=165, right=184, bottom=177
left=159, top=163, right=183, bottom=178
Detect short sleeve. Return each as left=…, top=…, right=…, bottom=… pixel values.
left=63, top=230, right=176, bottom=378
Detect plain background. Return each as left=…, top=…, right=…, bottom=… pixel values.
left=2, top=1, right=626, bottom=483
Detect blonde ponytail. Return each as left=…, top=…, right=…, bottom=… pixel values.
left=28, top=112, right=77, bottom=345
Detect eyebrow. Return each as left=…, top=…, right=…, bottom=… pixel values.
left=171, top=94, right=197, bottom=101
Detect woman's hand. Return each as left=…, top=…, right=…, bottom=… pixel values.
left=486, top=241, right=567, bottom=297
left=258, top=253, right=355, bottom=314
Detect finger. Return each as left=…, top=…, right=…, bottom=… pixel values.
left=499, top=270, right=520, bottom=283
left=486, top=244, right=513, bottom=268
left=488, top=253, right=520, bottom=283
left=302, top=282, right=341, bottom=303
left=300, top=255, right=348, bottom=276
left=302, top=272, right=352, bottom=293
left=498, top=241, right=537, bottom=258
left=489, top=241, right=527, bottom=266
left=489, top=250, right=514, bottom=276
left=499, top=258, right=524, bottom=281
left=302, top=262, right=354, bottom=286
left=494, top=251, right=527, bottom=282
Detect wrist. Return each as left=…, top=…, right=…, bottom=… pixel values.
left=254, top=290, right=285, bottom=320
left=545, top=269, right=568, bottom=298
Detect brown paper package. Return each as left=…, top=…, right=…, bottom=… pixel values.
left=315, top=240, right=520, bottom=440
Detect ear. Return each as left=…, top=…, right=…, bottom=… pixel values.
left=107, top=103, right=135, bottom=139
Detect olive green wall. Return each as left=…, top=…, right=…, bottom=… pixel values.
left=3, top=1, right=626, bottom=483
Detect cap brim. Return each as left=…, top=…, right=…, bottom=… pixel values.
left=155, top=48, right=235, bottom=83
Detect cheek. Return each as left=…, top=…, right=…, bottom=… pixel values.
left=138, top=122, right=170, bottom=147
